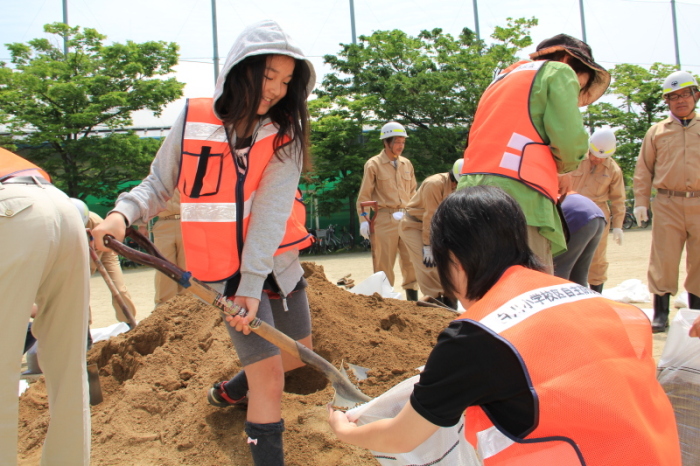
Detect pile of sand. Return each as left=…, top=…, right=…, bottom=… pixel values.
left=17, top=263, right=457, bottom=465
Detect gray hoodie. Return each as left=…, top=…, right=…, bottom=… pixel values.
left=113, top=20, right=315, bottom=300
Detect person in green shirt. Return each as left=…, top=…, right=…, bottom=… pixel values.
left=459, top=34, right=610, bottom=272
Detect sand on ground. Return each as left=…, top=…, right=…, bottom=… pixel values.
left=17, top=227, right=689, bottom=465
left=89, top=228, right=682, bottom=357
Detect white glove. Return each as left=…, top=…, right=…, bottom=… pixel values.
left=359, top=221, right=370, bottom=240
left=422, top=245, right=436, bottom=267
left=612, top=228, right=623, bottom=246
left=633, top=206, right=648, bottom=227
left=392, top=211, right=404, bottom=221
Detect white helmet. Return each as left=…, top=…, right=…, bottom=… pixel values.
left=452, top=158, right=464, bottom=179
left=662, top=70, right=699, bottom=96
left=379, top=122, right=408, bottom=140
left=588, top=128, right=616, bottom=158
left=70, top=198, right=90, bottom=227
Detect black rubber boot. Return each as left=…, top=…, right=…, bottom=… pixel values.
left=438, top=295, right=458, bottom=310
left=406, top=289, right=418, bottom=302
left=589, top=283, right=604, bottom=293
left=689, top=293, right=700, bottom=310
left=652, top=293, right=671, bottom=334
left=245, top=420, right=285, bottom=466
left=224, top=370, right=249, bottom=400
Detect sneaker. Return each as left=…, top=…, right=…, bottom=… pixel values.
left=207, top=381, right=248, bottom=408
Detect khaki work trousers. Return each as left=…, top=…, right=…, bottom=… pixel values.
left=370, top=209, right=417, bottom=290
left=91, top=248, right=137, bottom=323
left=399, top=220, right=443, bottom=298
left=648, top=195, right=700, bottom=296
left=0, top=183, right=90, bottom=465
left=527, top=225, right=553, bottom=275
left=152, top=219, right=187, bottom=305
left=588, top=202, right=611, bottom=286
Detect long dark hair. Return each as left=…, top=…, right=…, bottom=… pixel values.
left=214, top=54, right=312, bottom=172
left=431, top=186, right=544, bottom=301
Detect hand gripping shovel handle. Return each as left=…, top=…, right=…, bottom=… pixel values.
left=104, top=227, right=370, bottom=407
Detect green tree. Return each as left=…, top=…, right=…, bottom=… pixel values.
left=584, top=62, right=678, bottom=182
left=311, top=17, right=538, bottom=228
left=0, top=23, right=184, bottom=198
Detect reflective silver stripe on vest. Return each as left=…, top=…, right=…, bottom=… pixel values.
left=181, top=192, right=256, bottom=222
left=477, top=426, right=515, bottom=459
left=480, top=283, right=598, bottom=335
left=499, top=132, right=534, bottom=173
left=184, top=122, right=227, bottom=142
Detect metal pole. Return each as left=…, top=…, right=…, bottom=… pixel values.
left=579, top=0, right=587, bottom=43
left=211, top=0, right=220, bottom=83
left=349, top=0, right=357, bottom=44
left=472, top=0, right=481, bottom=41
left=62, top=0, right=68, bottom=56
left=670, top=0, right=681, bottom=67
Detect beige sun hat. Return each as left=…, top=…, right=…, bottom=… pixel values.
left=530, top=34, right=611, bottom=106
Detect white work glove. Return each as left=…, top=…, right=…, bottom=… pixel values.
left=359, top=221, right=370, bottom=240
left=634, top=206, right=648, bottom=227
left=392, top=211, right=404, bottom=221
left=612, top=228, right=623, bottom=246
left=422, top=245, right=436, bottom=267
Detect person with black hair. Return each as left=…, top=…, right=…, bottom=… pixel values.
left=459, top=34, right=610, bottom=272
left=329, top=186, right=681, bottom=465
left=92, top=20, right=315, bottom=465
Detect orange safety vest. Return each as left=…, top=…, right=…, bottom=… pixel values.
left=177, top=98, right=312, bottom=283
left=458, top=266, right=680, bottom=465
left=462, top=60, right=558, bottom=202
left=0, top=147, right=51, bottom=182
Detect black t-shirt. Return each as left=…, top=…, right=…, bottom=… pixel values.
left=410, top=320, right=536, bottom=438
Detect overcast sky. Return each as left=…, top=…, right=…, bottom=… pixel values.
left=3, top=0, right=700, bottom=127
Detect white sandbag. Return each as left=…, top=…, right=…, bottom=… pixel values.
left=90, top=321, right=130, bottom=343
left=674, top=291, right=688, bottom=309
left=349, top=271, right=402, bottom=300
left=657, top=308, right=700, bottom=465
left=601, top=278, right=650, bottom=303
left=347, top=374, right=482, bottom=466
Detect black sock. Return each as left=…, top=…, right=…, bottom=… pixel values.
left=245, top=420, right=285, bottom=466
left=224, top=370, right=249, bottom=400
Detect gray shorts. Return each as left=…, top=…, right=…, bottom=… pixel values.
left=225, top=283, right=312, bottom=366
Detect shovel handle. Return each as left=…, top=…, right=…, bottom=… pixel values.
left=87, top=243, right=138, bottom=329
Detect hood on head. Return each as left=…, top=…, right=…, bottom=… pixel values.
left=212, top=19, right=316, bottom=119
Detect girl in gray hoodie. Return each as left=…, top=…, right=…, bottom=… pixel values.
left=92, top=20, right=316, bottom=465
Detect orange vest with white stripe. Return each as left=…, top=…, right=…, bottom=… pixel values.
left=0, top=148, right=51, bottom=182
left=458, top=266, right=680, bottom=466
left=462, top=60, right=558, bottom=202
left=177, top=98, right=312, bottom=283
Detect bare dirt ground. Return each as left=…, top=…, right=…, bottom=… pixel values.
left=17, top=228, right=686, bottom=465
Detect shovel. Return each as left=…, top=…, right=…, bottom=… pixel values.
left=86, top=233, right=138, bottom=329
left=103, top=226, right=371, bottom=408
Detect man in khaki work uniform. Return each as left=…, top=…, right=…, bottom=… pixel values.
left=399, top=159, right=461, bottom=308
left=0, top=148, right=91, bottom=465
left=87, top=210, right=138, bottom=323
left=152, top=190, right=187, bottom=306
left=567, top=128, right=625, bottom=293
left=634, top=70, right=700, bottom=333
left=358, top=121, right=419, bottom=300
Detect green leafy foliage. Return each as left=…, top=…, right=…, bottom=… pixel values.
left=584, top=62, right=681, bottom=183
left=0, top=23, right=184, bottom=197
left=311, top=17, right=538, bottom=226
